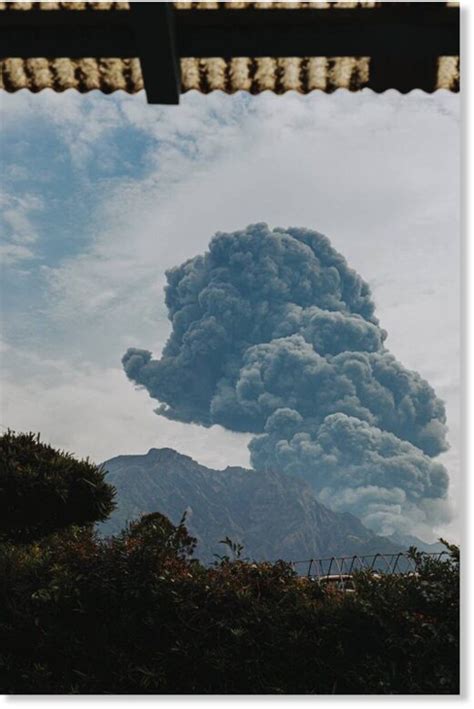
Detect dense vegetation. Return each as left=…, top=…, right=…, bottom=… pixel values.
left=0, top=431, right=115, bottom=543
left=0, top=432, right=459, bottom=694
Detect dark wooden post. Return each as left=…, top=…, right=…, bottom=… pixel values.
left=368, top=3, right=449, bottom=93
left=130, top=2, right=181, bottom=105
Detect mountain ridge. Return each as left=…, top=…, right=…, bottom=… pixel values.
left=99, top=447, right=404, bottom=562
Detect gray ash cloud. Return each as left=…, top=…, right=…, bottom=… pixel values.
left=123, top=223, right=450, bottom=536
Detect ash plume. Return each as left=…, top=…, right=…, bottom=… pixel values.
left=123, top=223, right=450, bottom=537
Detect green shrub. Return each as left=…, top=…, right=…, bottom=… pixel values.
left=0, top=434, right=459, bottom=694
left=0, top=520, right=459, bottom=694
left=0, top=431, right=115, bottom=543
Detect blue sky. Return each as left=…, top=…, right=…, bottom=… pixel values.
left=0, top=87, right=460, bottom=540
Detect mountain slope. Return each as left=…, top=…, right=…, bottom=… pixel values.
left=387, top=532, right=447, bottom=554
left=99, top=448, right=400, bottom=562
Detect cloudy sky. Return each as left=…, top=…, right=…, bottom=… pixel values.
left=0, top=87, right=460, bottom=540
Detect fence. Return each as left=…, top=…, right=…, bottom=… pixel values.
left=288, top=550, right=450, bottom=580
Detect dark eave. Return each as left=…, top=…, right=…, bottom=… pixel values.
left=0, top=2, right=460, bottom=104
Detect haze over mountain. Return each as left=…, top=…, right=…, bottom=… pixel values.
left=99, top=447, right=404, bottom=563
left=386, top=531, right=446, bottom=554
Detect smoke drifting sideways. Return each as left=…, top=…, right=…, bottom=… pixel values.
left=123, top=224, right=451, bottom=538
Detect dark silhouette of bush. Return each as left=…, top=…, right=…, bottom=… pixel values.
left=0, top=431, right=115, bottom=543
left=0, top=522, right=459, bottom=694
left=0, top=435, right=459, bottom=695
left=124, top=511, right=197, bottom=560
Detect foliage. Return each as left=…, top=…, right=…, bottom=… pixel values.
left=215, top=536, right=246, bottom=562
left=0, top=434, right=459, bottom=694
left=0, top=431, right=115, bottom=543
left=0, top=519, right=459, bottom=694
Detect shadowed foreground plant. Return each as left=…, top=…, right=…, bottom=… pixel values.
left=0, top=434, right=459, bottom=695
left=0, top=523, right=459, bottom=694
left=0, top=431, right=115, bottom=543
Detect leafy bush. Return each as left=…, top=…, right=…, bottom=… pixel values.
left=0, top=431, right=115, bottom=542
left=0, top=519, right=459, bottom=694
left=0, top=433, right=459, bottom=694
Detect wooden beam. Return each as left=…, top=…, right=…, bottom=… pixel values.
left=0, top=9, right=137, bottom=57
left=175, top=4, right=459, bottom=58
left=0, top=4, right=459, bottom=59
left=130, top=3, right=180, bottom=105
left=369, top=55, right=440, bottom=93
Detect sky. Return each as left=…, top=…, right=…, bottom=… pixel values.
left=0, top=87, right=460, bottom=540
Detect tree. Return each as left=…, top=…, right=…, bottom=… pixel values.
left=0, top=431, right=115, bottom=543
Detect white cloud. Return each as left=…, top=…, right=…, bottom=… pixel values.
left=0, top=191, right=44, bottom=263
left=0, top=243, right=35, bottom=265
left=0, top=346, right=251, bottom=469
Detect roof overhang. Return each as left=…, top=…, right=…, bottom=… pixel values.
left=0, top=2, right=460, bottom=104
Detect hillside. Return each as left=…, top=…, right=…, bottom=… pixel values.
left=387, top=531, right=446, bottom=554
left=99, top=447, right=400, bottom=562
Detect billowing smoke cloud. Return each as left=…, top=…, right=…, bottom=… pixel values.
left=123, top=224, right=450, bottom=537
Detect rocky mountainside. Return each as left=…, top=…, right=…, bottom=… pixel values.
left=99, top=448, right=401, bottom=563
left=387, top=532, right=446, bottom=554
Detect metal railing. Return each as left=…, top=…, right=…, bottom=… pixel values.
left=288, top=551, right=450, bottom=580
